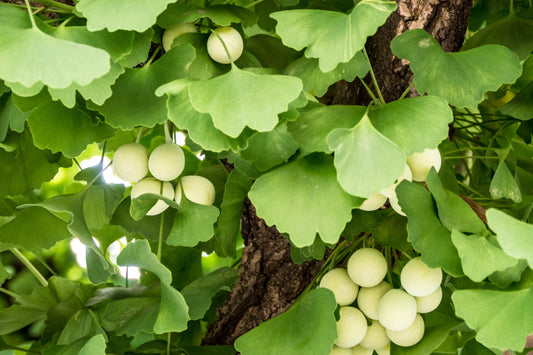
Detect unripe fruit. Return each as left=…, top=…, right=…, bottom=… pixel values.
left=357, top=281, right=392, bottom=320
left=130, top=178, right=174, bottom=216
left=386, top=313, right=425, bottom=347
left=175, top=175, right=216, bottom=206
left=329, top=346, right=352, bottom=355
left=377, top=289, right=417, bottom=331
left=335, top=307, right=368, bottom=348
left=207, top=26, right=243, bottom=64
left=375, top=344, right=390, bottom=355
left=359, top=193, right=387, bottom=211
left=406, top=148, right=442, bottom=182
left=352, top=345, right=373, bottom=355
left=148, top=143, right=185, bottom=181
left=319, top=268, right=359, bottom=306
left=401, top=257, right=442, bottom=297
left=416, top=286, right=442, bottom=313
left=347, top=248, right=388, bottom=287
left=360, top=321, right=390, bottom=350
left=112, top=143, right=148, bottom=182
left=162, top=23, right=198, bottom=52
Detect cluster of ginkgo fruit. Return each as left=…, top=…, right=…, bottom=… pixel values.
left=320, top=248, right=443, bottom=355
left=112, top=141, right=216, bottom=215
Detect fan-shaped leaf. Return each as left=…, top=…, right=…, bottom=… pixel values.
left=117, top=239, right=171, bottom=283
left=248, top=153, right=362, bottom=247
left=489, top=160, right=522, bottom=202
left=391, top=29, right=522, bottom=107
left=500, top=83, right=533, bottom=121
left=271, top=0, right=397, bottom=72
left=158, top=4, right=256, bottom=27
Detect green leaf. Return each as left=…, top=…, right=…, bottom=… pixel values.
left=167, top=198, right=220, bottom=247
left=328, top=113, right=406, bottom=198
left=0, top=260, right=9, bottom=285
left=284, top=52, right=369, bottom=96
left=501, top=83, right=533, bottom=121
left=0, top=26, right=110, bottom=89
left=117, top=239, right=171, bottom=284
left=425, top=169, right=486, bottom=234
left=451, top=230, right=518, bottom=283
left=0, top=207, right=71, bottom=251
left=94, top=45, right=195, bottom=130
left=287, top=105, right=365, bottom=154
left=57, top=309, right=106, bottom=345
left=290, top=236, right=328, bottom=264
left=43, top=334, right=107, bottom=355
left=248, top=153, right=362, bottom=247
left=28, top=101, right=115, bottom=158
left=489, top=259, right=529, bottom=288
left=0, top=305, right=47, bottom=335
left=158, top=4, right=256, bottom=27
left=181, top=267, right=238, bottom=320
left=0, top=94, right=30, bottom=138
left=83, top=184, right=125, bottom=232
left=75, top=0, right=177, bottom=32
left=129, top=193, right=179, bottom=221
left=235, top=288, right=337, bottom=355
left=391, top=29, right=522, bottom=107
left=189, top=66, right=302, bottom=137
left=461, top=339, right=495, bottom=355
left=86, top=247, right=114, bottom=284
left=462, top=13, right=533, bottom=60
left=452, top=288, right=533, bottom=352
left=489, top=160, right=522, bottom=203
left=368, top=96, right=453, bottom=156
left=99, top=297, right=159, bottom=336
left=396, top=181, right=463, bottom=276
left=154, top=282, right=189, bottom=333
left=271, top=0, right=397, bottom=72
left=240, top=123, right=299, bottom=171
left=487, top=208, right=533, bottom=269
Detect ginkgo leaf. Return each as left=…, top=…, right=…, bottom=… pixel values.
left=188, top=66, right=302, bottom=137
left=93, top=45, right=195, bottom=129
left=0, top=26, right=110, bottom=89
left=489, top=160, right=522, bottom=203
left=284, top=52, right=369, bottom=96
left=271, top=0, right=397, bottom=72
left=500, top=83, right=533, bottom=121
left=391, top=29, right=522, bottom=107
left=158, top=4, right=256, bottom=28
left=234, top=288, right=338, bottom=355
left=328, top=113, right=406, bottom=198
left=117, top=239, right=171, bottom=283
left=75, top=0, right=177, bottom=32
left=462, top=13, right=533, bottom=60
left=452, top=288, right=533, bottom=351
left=487, top=208, right=533, bottom=269
left=28, top=101, right=115, bottom=158
left=248, top=153, right=362, bottom=247
left=368, top=96, right=453, bottom=156
left=154, top=283, right=189, bottom=333
left=451, top=230, right=518, bottom=282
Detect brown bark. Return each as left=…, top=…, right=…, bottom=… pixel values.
left=205, top=0, right=473, bottom=346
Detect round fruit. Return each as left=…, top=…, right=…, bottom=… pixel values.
left=386, top=313, right=425, bottom=347
left=380, top=164, right=412, bottom=198
left=175, top=175, right=216, bottom=206
left=357, top=281, right=392, bottom=320
left=388, top=193, right=406, bottom=216
left=207, top=26, right=243, bottom=64
left=112, top=143, right=148, bottom=182
left=130, top=178, right=174, bottom=216
left=377, top=289, right=417, bottom=331
left=148, top=143, right=185, bottom=181
left=347, top=248, right=388, bottom=287
left=359, top=193, right=387, bottom=211
left=319, top=268, right=359, bottom=306
left=329, top=346, right=352, bottom=355
left=416, top=286, right=442, bottom=313
left=406, top=148, right=442, bottom=182
left=401, top=257, right=442, bottom=297
left=375, top=344, right=390, bottom=355
left=352, top=345, right=373, bottom=355
left=360, top=321, right=390, bottom=350
left=162, top=23, right=198, bottom=52
left=335, top=307, right=368, bottom=348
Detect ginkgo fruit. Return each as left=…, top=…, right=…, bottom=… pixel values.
left=162, top=23, right=198, bottom=52
left=377, top=289, right=417, bottom=331
left=148, top=143, right=185, bottom=182
left=352, top=345, right=373, bottom=355
left=400, top=257, right=442, bottom=297
left=359, top=192, right=387, bottom=211
left=375, top=344, right=390, bottom=355
left=359, top=321, right=390, bottom=350
left=130, top=178, right=174, bottom=216
left=329, top=346, right=353, bottom=355
left=335, top=306, right=368, bottom=348
left=319, top=268, right=359, bottom=306
left=347, top=248, right=388, bottom=287
left=357, top=281, right=392, bottom=320
left=406, top=148, right=442, bottom=182
left=416, top=286, right=442, bottom=313
left=175, top=175, right=216, bottom=206
left=112, top=143, right=148, bottom=182
left=207, top=26, right=243, bottom=64
left=386, top=313, right=425, bottom=347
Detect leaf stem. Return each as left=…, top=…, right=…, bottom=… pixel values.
left=85, top=161, right=112, bottom=190
left=145, top=46, right=161, bottom=67
left=135, top=127, right=144, bottom=144
left=210, top=28, right=235, bottom=65
left=157, top=212, right=165, bottom=261
left=34, top=0, right=73, bottom=13
left=10, top=248, right=48, bottom=287
left=362, top=48, right=385, bottom=105
left=358, top=77, right=378, bottom=102
left=166, top=332, right=171, bottom=355
left=23, top=0, right=37, bottom=28
left=244, top=0, right=265, bottom=8
left=385, top=247, right=393, bottom=285
left=399, top=81, right=416, bottom=100
left=0, top=287, right=19, bottom=299
left=444, top=155, right=500, bottom=160
left=164, top=121, right=172, bottom=144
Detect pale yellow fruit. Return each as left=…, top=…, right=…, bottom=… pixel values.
left=112, top=143, right=148, bottom=182
left=357, top=281, right=392, bottom=320
left=401, top=257, right=442, bottom=297
left=359, top=193, right=387, bottom=211
left=319, top=268, right=359, bottom=306
left=347, top=248, right=388, bottom=287
left=406, top=148, right=442, bottom=182
left=375, top=344, right=390, bottom=355
left=176, top=175, right=216, bottom=205
left=416, top=286, right=442, bottom=313
left=330, top=345, right=353, bottom=355
left=359, top=321, right=390, bottom=350
left=351, top=345, right=373, bottom=355
left=148, top=143, right=185, bottom=181
left=377, top=289, right=417, bottom=331
left=335, top=307, right=368, bottom=348
left=130, top=177, right=174, bottom=216
left=207, top=26, right=243, bottom=64
left=386, top=313, right=425, bottom=347
left=162, top=23, right=198, bottom=52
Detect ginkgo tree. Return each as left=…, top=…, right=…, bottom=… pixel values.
left=0, top=0, right=533, bottom=354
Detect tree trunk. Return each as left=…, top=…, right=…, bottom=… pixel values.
left=204, top=0, right=473, bottom=346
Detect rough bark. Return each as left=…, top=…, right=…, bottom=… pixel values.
left=205, top=0, right=473, bottom=346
